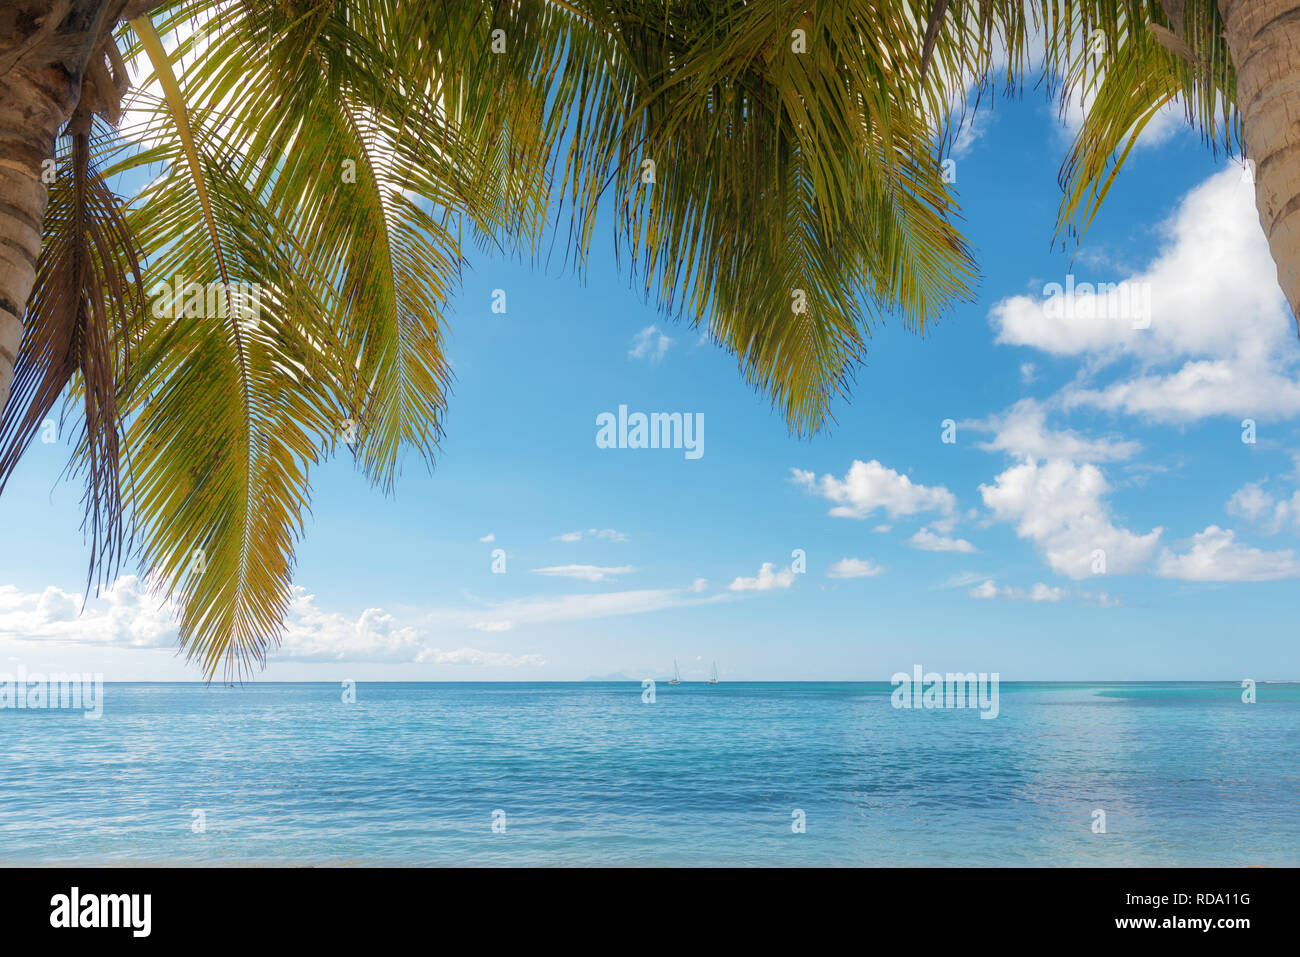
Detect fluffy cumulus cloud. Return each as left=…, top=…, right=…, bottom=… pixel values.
left=0, top=576, right=177, bottom=648
left=980, top=459, right=1162, bottom=578
left=827, top=558, right=884, bottom=579
left=989, top=168, right=1300, bottom=423
left=0, top=578, right=237, bottom=655
left=728, top=562, right=796, bottom=592
left=1227, top=479, right=1300, bottom=535
left=792, top=460, right=955, bottom=520
left=1155, top=526, right=1300, bottom=582
left=0, top=577, right=581, bottom=667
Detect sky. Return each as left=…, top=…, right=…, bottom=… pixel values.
left=2, top=87, right=1298, bottom=682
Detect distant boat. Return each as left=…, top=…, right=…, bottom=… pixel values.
left=706, top=661, right=719, bottom=685
left=668, top=660, right=681, bottom=685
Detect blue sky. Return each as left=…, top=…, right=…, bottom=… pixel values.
left=2, top=91, right=1298, bottom=682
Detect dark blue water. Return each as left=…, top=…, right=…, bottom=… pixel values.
left=0, top=682, right=1295, bottom=865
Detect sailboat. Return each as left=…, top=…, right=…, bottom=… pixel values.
left=706, top=661, right=719, bottom=685
left=668, top=660, right=681, bottom=685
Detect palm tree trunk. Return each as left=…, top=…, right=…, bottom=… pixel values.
left=1219, top=0, right=1300, bottom=336
left=0, top=60, right=72, bottom=408
left=0, top=0, right=128, bottom=410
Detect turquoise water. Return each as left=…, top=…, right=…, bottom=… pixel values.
left=1, top=681, right=1296, bottom=866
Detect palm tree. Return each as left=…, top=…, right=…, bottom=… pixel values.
left=0, top=2, right=1294, bottom=680
left=0, top=0, right=975, bottom=678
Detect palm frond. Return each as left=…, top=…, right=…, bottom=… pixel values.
left=0, top=113, right=142, bottom=591
left=111, top=12, right=340, bottom=679
left=445, top=0, right=978, bottom=433
left=923, top=1, right=1239, bottom=245
left=13, top=0, right=993, bottom=675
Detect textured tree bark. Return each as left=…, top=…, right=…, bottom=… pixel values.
left=0, top=59, right=72, bottom=408
left=0, top=0, right=122, bottom=410
left=1219, top=0, right=1300, bottom=337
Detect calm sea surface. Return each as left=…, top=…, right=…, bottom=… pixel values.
left=1, top=681, right=1296, bottom=866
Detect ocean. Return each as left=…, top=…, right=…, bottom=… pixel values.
left=1, top=681, right=1296, bottom=866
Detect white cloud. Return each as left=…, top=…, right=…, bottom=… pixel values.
left=0, top=575, right=734, bottom=665
left=531, top=565, right=635, bottom=583
left=969, top=580, right=1067, bottom=602
left=948, top=109, right=991, bottom=159
left=552, top=528, right=629, bottom=543
left=690, top=578, right=709, bottom=593
left=414, top=647, right=543, bottom=666
left=980, top=459, right=1162, bottom=578
left=1060, top=92, right=1186, bottom=150
left=457, top=588, right=715, bottom=633
left=792, top=460, right=955, bottom=520
left=965, top=398, right=1139, bottom=463
left=942, top=570, right=990, bottom=589
left=628, top=325, right=673, bottom=361
left=827, top=558, right=884, bottom=579
left=1227, top=482, right=1274, bottom=523
left=967, top=578, right=1120, bottom=605
left=0, top=578, right=549, bottom=667
left=728, top=562, right=796, bottom=592
left=479, top=533, right=495, bottom=543
left=1155, top=526, right=1300, bottom=581
left=1228, top=481, right=1300, bottom=534
left=908, top=528, right=977, bottom=553
left=0, top=577, right=176, bottom=649
left=275, top=595, right=545, bottom=665
left=469, top=621, right=513, bottom=632
left=1065, top=360, right=1300, bottom=422
left=990, top=168, right=1300, bottom=422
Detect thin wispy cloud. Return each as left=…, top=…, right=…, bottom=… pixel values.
left=963, top=398, right=1140, bottom=463
left=552, top=528, right=629, bottom=543
left=628, top=324, right=673, bottom=362
left=531, top=564, right=636, bottom=582
left=909, top=528, right=977, bottom=553
left=969, top=580, right=1066, bottom=602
